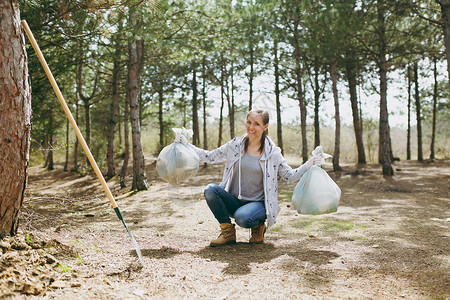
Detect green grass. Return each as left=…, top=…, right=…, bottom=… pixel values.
left=57, top=263, right=72, bottom=273
left=272, top=226, right=282, bottom=232
left=294, top=217, right=367, bottom=233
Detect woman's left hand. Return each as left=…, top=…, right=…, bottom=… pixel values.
left=306, top=154, right=322, bottom=169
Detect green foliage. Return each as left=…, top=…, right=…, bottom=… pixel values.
left=21, top=0, right=449, bottom=171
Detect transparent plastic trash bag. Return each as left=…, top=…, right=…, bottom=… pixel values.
left=156, top=128, right=200, bottom=186
left=292, top=146, right=340, bottom=215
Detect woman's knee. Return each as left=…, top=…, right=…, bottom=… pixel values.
left=204, top=183, right=220, bottom=202
left=234, top=210, right=250, bottom=228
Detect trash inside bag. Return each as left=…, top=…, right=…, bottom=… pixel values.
left=292, top=165, right=341, bottom=215
left=156, top=129, right=200, bottom=186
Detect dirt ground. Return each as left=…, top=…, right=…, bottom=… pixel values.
left=2, top=158, right=449, bottom=299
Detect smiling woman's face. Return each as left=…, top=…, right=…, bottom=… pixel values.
left=246, top=113, right=268, bottom=142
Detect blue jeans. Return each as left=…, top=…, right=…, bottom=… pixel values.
left=204, top=183, right=266, bottom=228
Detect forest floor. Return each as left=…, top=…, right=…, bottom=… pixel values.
left=1, top=158, right=449, bottom=299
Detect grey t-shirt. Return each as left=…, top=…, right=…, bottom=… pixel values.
left=229, top=152, right=265, bottom=201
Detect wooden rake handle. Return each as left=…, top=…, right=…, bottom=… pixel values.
left=21, top=20, right=118, bottom=209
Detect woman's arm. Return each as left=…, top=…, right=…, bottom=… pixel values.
left=278, top=160, right=309, bottom=182
left=187, top=139, right=235, bottom=164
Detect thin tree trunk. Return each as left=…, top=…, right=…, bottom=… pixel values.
left=43, top=135, right=49, bottom=168
left=120, top=86, right=130, bottom=189
left=331, top=59, right=342, bottom=171
left=439, top=0, right=450, bottom=89
left=313, top=57, right=321, bottom=148
left=346, top=59, right=366, bottom=164
left=406, top=65, right=412, bottom=160
left=293, top=19, right=308, bottom=162
left=226, top=62, right=235, bottom=139
left=106, top=30, right=121, bottom=179
left=0, top=0, right=32, bottom=237
left=377, top=0, right=393, bottom=175
left=430, top=58, right=438, bottom=160
left=274, top=40, right=283, bottom=154
left=202, top=57, right=208, bottom=150
left=72, top=101, right=79, bottom=171
left=413, top=61, right=423, bottom=161
left=249, top=46, right=254, bottom=111
left=64, top=118, right=69, bottom=171
left=47, top=110, right=54, bottom=171
left=218, top=57, right=225, bottom=147
left=192, top=68, right=199, bottom=145
left=158, top=86, right=164, bottom=152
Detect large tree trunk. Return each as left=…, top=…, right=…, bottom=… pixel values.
left=274, top=40, right=283, bottom=154
left=128, top=6, right=148, bottom=191
left=331, top=59, right=342, bottom=172
left=430, top=58, right=438, bottom=160
left=439, top=0, right=450, bottom=89
left=407, top=65, right=412, bottom=160
left=128, top=35, right=148, bottom=191
left=377, top=0, right=394, bottom=175
left=293, top=19, right=308, bottom=163
left=0, top=0, right=32, bottom=237
left=345, top=59, right=366, bottom=164
left=106, top=24, right=122, bottom=180
left=413, top=61, right=423, bottom=161
left=192, top=68, right=199, bottom=146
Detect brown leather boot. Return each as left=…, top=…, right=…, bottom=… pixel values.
left=249, top=223, right=266, bottom=244
left=210, top=223, right=236, bottom=247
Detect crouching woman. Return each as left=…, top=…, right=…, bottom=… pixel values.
left=175, top=109, right=321, bottom=246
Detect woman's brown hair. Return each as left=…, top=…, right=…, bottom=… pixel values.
left=244, top=109, right=270, bottom=154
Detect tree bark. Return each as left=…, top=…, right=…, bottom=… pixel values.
left=202, top=58, right=208, bottom=150
left=64, top=118, right=69, bottom=171
left=47, top=110, right=54, bottom=171
left=128, top=42, right=148, bottom=190
left=293, top=18, right=308, bottom=163
left=274, top=40, right=283, bottom=154
left=439, top=0, right=450, bottom=89
left=430, top=58, right=438, bottom=160
left=76, top=54, right=97, bottom=165
left=72, top=101, right=79, bottom=171
left=413, top=61, right=423, bottom=161
left=218, top=56, right=225, bottom=147
left=407, top=65, right=412, bottom=160
left=248, top=47, right=254, bottom=111
left=128, top=6, right=148, bottom=191
left=377, top=0, right=394, bottom=175
left=158, top=85, right=164, bottom=152
left=0, top=0, right=32, bottom=237
left=226, top=62, right=235, bottom=139
left=106, top=23, right=122, bottom=180
left=313, top=57, right=321, bottom=148
left=331, top=59, right=342, bottom=171
left=192, top=68, right=199, bottom=146
left=345, top=59, right=366, bottom=164
left=120, top=84, right=130, bottom=189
